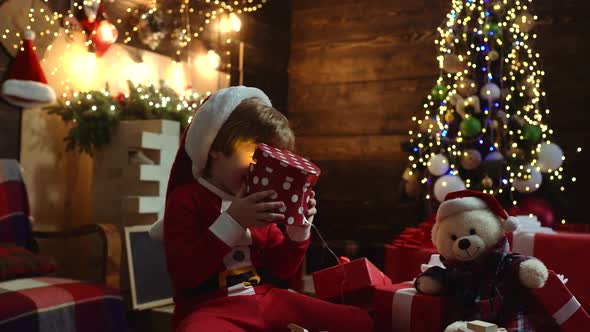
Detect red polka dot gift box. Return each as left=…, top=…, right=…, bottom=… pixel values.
left=246, top=143, right=320, bottom=226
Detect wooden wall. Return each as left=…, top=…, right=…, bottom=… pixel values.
left=0, top=44, right=21, bottom=160
left=289, top=0, right=590, bottom=269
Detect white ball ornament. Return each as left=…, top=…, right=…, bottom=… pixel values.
left=513, top=164, right=543, bottom=193
left=484, top=151, right=505, bottom=162
left=427, top=154, right=450, bottom=176
left=480, top=82, right=501, bottom=101
left=537, top=142, right=564, bottom=173
left=461, top=149, right=482, bottom=170
left=434, top=175, right=466, bottom=202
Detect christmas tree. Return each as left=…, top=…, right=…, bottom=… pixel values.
left=403, top=0, right=572, bottom=220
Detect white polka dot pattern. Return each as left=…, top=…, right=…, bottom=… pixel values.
left=244, top=143, right=321, bottom=226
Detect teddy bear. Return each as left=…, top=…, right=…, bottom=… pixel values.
left=414, top=190, right=549, bottom=332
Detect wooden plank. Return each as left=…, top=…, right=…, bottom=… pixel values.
left=292, top=0, right=445, bottom=12
left=295, top=135, right=407, bottom=161
left=291, top=3, right=444, bottom=45
left=289, top=32, right=438, bottom=85
left=288, top=78, right=434, bottom=135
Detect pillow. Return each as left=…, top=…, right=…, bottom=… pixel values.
left=0, top=244, right=56, bottom=281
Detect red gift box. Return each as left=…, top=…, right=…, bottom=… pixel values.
left=530, top=271, right=590, bottom=331
left=312, top=258, right=391, bottom=309
left=384, top=217, right=438, bottom=283
left=246, top=143, right=320, bottom=226
left=374, top=282, right=446, bottom=332
left=507, top=228, right=590, bottom=311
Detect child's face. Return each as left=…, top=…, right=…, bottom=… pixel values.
left=210, top=140, right=257, bottom=195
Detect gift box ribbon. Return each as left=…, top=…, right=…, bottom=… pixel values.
left=391, top=284, right=416, bottom=332
left=554, top=295, right=581, bottom=325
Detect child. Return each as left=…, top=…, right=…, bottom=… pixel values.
left=161, top=86, right=374, bottom=331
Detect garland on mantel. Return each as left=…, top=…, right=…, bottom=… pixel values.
left=45, top=80, right=207, bottom=155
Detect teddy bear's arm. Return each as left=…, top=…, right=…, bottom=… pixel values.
left=414, top=266, right=449, bottom=295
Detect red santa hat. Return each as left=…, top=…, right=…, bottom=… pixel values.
left=436, top=189, right=519, bottom=232
left=1, top=30, right=56, bottom=108
left=166, top=86, right=272, bottom=198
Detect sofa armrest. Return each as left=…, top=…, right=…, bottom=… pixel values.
left=32, top=224, right=122, bottom=290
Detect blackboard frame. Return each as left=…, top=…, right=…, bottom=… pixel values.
left=125, top=225, right=174, bottom=310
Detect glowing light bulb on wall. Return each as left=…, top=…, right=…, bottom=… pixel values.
left=207, top=50, right=221, bottom=70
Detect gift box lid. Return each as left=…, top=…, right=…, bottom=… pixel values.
left=312, top=257, right=391, bottom=300
left=253, top=143, right=320, bottom=184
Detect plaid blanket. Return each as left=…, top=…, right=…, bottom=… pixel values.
left=0, top=159, right=35, bottom=250
left=0, top=277, right=127, bottom=332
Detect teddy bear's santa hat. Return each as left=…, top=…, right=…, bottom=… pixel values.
left=437, top=189, right=519, bottom=232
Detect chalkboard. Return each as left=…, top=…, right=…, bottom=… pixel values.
left=125, top=225, right=173, bottom=310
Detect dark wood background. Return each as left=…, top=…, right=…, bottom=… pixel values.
left=0, top=44, right=21, bottom=159
left=288, top=0, right=590, bottom=270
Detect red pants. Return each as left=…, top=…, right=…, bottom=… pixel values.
left=177, top=287, right=374, bottom=332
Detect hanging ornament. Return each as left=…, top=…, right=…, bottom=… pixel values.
left=461, top=149, right=482, bottom=170
left=427, top=154, right=450, bottom=176
left=434, top=175, right=466, bottom=202
left=457, top=77, right=478, bottom=97
left=79, top=3, right=118, bottom=57
left=91, top=20, right=118, bottom=57
left=1, top=30, right=56, bottom=108
left=513, top=164, right=543, bottom=193
left=488, top=50, right=500, bottom=61
left=516, top=11, right=535, bottom=33
left=484, top=23, right=503, bottom=38
left=449, top=94, right=481, bottom=117
left=444, top=111, right=455, bottom=123
left=481, top=176, right=493, bottom=189
left=442, top=54, right=465, bottom=74
left=491, top=120, right=500, bottom=129
left=522, top=124, right=542, bottom=143
left=137, top=10, right=167, bottom=50
left=431, top=83, right=449, bottom=102
left=537, top=142, right=564, bottom=173
left=460, top=117, right=482, bottom=138
left=480, top=83, right=501, bottom=101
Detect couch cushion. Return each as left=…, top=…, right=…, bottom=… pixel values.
left=0, top=277, right=127, bottom=332
left=0, top=159, right=34, bottom=249
left=0, top=244, right=56, bottom=281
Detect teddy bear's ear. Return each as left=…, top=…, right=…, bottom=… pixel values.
left=431, top=222, right=439, bottom=244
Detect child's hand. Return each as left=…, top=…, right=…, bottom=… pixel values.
left=305, top=191, right=317, bottom=223
left=227, top=185, right=285, bottom=229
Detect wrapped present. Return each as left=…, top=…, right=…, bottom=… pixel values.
left=374, top=282, right=446, bottom=332
left=384, top=217, right=438, bottom=283
left=507, top=216, right=590, bottom=311
left=312, top=258, right=391, bottom=309
left=529, top=271, right=590, bottom=332
left=246, top=143, right=320, bottom=226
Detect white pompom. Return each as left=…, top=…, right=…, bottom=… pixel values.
left=24, top=30, right=36, bottom=40
left=503, top=216, right=520, bottom=232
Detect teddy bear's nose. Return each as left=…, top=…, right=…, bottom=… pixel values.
left=458, top=238, right=471, bottom=250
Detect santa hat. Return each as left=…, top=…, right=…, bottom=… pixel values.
left=436, top=189, right=519, bottom=232
left=1, top=30, right=56, bottom=108
left=166, top=86, right=271, bottom=198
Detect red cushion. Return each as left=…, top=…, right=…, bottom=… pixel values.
left=0, top=244, right=56, bottom=281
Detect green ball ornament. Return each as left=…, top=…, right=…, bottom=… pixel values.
left=484, top=23, right=503, bottom=37
left=522, top=124, right=542, bottom=143
left=460, top=117, right=482, bottom=138
left=431, top=84, right=449, bottom=102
